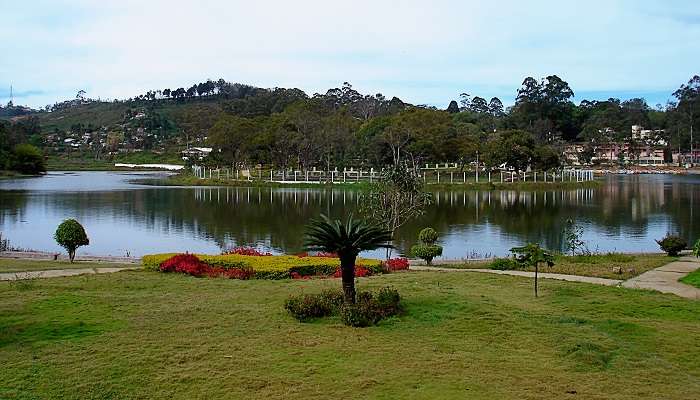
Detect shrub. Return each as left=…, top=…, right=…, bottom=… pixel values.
left=54, top=219, right=89, bottom=262
left=411, top=244, right=443, bottom=265
left=693, top=239, right=700, bottom=258
left=284, top=290, right=344, bottom=321
left=411, top=227, right=443, bottom=265
left=384, top=257, right=409, bottom=272
left=340, top=287, right=401, bottom=327
left=490, top=257, right=519, bottom=270
left=418, top=228, right=439, bottom=245
left=656, top=235, right=687, bottom=256
left=285, top=287, right=401, bottom=326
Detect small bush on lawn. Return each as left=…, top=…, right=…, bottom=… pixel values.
left=284, top=290, right=344, bottom=321
left=340, top=287, right=402, bottom=327
left=384, top=257, right=409, bottom=272
left=490, top=257, right=519, bottom=270
left=656, top=235, right=687, bottom=256
left=285, top=287, right=401, bottom=326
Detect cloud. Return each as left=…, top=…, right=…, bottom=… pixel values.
left=1, top=0, right=699, bottom=108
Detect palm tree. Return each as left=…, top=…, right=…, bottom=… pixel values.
left=304, top=214, right=393, bottom=303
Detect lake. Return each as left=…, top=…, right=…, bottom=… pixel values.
left=1, top=171, right=699, bottom=259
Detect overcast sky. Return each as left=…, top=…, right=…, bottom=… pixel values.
left=2, top=0, right=699, bottom=109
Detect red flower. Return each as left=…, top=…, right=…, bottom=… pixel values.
left=160, top=254, right=254, bottom=280
left=222, top=247, right=272, bottom=256
left=332, top=265, right=372, bottom=278
left=384, top=257, right=409, bottom=272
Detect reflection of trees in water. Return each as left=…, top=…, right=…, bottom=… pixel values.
left=2, top=175, right=700, bottom=255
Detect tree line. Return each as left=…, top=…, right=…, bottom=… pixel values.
left=5, top=74, right=700, bottom=172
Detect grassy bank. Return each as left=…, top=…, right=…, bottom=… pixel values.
left=436, top=253, right=672, bottom=280
left=0, top=270, right=698, bottom=399
left=145, top=171, right=603, bottom=191
left=680, top=269, right=700, bottom=288
left=0, top=170, right=40, bottom=179
left=0, top=258, right=138, bottom=273
left=46, top=152, right=184, bottom=171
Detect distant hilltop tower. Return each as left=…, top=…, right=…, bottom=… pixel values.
left=8, top=84, right=13, bottom=106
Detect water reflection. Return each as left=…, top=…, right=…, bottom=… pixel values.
left=0, top=172, right=699, bottom=258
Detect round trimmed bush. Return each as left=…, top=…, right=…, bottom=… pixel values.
left=411, top=244, right=443, bottom=265
left=54, top=219, right=89, bottom=262
left=418, top=228, right=439, bottom=245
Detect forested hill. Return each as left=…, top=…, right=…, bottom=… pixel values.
left=1, top=75, right=698, bottom=170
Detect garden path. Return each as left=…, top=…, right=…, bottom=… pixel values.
left=621, top=256, right=700, bottom=299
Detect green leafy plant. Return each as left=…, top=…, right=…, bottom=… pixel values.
left=54, top=219, right=89, bottom=262
left=304, top=214, right=392, bottom=304
left=490, top=257, right=519, bottom=270
left=284, top=287, right=401, bottom=327
left=656, top=235, right=687, bottom=257
left=693, top=239, right=700, bottom=258
left=418, top=228, right=439, bottom=244
left=510, top=243, right=554, bottom=297
left=284, top=290, right=344, bottom=322
left=10, top=144, right=46, bottom=174
left=411, top=227, right=443, bottom=265
left=562, top=218, right=589, bottom=256
left=340, top=287, right=402, bottom=327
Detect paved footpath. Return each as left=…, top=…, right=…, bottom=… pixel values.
left=409, top=266, right=623, bottom=286
left=414, top=257, right=700, bottom=299
left=621, top=256, right=700, bottom=299
left=0, top=267, right=140, bottom=281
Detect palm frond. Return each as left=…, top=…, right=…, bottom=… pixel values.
left=304, top=214, right=393, bottom=255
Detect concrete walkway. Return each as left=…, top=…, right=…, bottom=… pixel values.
left=409, top=266, right=623, bottom=286
left=621, top=256, right=700, bottom=299
left=0, top=266, right=140, bottom=281
left=0, top=251, right=139, bottom=264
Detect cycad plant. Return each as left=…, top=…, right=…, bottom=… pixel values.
left=304, top=214, right=393, bottom=303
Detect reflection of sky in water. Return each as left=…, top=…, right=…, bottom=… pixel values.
left=1, top=172, right=700, bottom=259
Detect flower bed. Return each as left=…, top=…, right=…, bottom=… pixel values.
left=158, top=254, right=255, bottom=279
left=143, top=253, right=383, bottom=280
left=222, top=247, right=272, bottom=256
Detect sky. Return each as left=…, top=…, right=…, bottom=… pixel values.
left=1, top=0, right=699, bottom=109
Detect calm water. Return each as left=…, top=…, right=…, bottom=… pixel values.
left=1, top=171, right=699, bottom=259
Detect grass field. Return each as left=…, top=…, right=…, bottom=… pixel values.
left=1, top=270, right=698, bottom=399
left=0, top=258, right=138, bottom=273
left=441, top=253, right=672, bottom=280
left=680, top=269, right=700, bottom=288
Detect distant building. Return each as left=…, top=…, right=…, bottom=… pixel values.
left=181, top=147, right=213, bottom=161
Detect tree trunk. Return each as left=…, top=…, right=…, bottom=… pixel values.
left=69, top=249, right=76, bottom=263
left=534, top=262, right=539, bottom=297
left=340, top=255, right=357, bottom=304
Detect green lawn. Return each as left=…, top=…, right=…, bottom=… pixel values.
left=0, top=258, right=137, bottom=273
left=680, top=269, right=700, bottom=288
left=1, top=270, right=698, bottom=399
left=440, top=253, right=672, bottom=280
